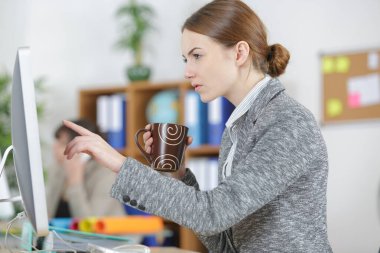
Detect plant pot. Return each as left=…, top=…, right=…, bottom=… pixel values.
left=126, top=65, right=151, bottom=82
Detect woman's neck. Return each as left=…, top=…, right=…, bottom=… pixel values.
left=227, top=66, right=265, bottom=106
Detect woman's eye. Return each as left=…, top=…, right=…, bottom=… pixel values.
left=182, top=54, right=201, bottom=63
left=193, top=54, right=201, bottom=59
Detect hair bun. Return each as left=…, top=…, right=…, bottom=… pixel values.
left=267, top=44, right=290, bottom=77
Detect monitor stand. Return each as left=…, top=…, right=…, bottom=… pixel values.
left=0, top=145, right=32, bottom=251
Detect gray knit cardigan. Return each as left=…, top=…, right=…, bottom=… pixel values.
left=111, top=79, right=333, bottom=252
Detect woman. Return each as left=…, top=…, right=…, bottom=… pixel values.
left=46, top=119, right=125, bottom=218
left=64, top=1, right=332, bottom=252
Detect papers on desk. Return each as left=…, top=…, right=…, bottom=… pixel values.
left=45, top=227, right=142, bottom=252
left=88, top=243, right=150, bottom=253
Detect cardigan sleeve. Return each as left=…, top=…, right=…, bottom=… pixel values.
left=180, top=168, right=200, bottom=190
left=110, top=109, right=319, bottom=236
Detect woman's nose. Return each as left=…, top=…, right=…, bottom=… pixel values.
left=184, top=66, right=195, bottom=80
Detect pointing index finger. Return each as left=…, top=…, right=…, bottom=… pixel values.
left=63, top=120, right=94, bottom=136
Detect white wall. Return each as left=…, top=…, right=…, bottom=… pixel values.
left=1, top=0, right=380, bottom=251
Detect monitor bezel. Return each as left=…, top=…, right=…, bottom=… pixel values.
left=11, top=47, right=49, bottom=237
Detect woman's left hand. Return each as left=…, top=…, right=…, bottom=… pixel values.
left=63, top=120, right=125, bottom=173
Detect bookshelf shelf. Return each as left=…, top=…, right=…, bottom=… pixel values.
left=78, top=80, right=210, bottom=253
left=187, top=145, right=219, bottom=157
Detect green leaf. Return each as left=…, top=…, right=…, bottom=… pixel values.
left=0, top=70, right=46, bottom=158
left=114, top=0, right=155, bottom=65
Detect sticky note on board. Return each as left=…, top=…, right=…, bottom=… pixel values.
left=347, top=92, right=361, bottom=108
left=327, top=99, right=343, bottom=118
left=322, top=57, right=335, bottom=74
left=368, top=52, right=379, bottom=70
left=336, top=56, right=350, bottom=73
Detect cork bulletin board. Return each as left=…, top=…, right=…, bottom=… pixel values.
left=321, top=49, right=380, bottom=124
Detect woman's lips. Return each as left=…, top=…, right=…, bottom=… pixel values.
left=193, top=84, right=202, bottom=91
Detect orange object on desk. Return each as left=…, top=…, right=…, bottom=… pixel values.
left=94, top=216, right=164, bottom=234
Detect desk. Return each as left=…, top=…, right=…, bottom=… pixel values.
left=151, top=248, right=198, bottom=253
left=0, top=247, right=198, bottom=253
left=1, top=221, right=200, bottom=253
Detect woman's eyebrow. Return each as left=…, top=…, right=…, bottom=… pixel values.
left=182, top=47, right=202, bottom=58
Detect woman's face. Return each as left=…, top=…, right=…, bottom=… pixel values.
left=181, top=29, right=239, bottom=102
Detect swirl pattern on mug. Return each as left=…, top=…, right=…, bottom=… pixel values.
left=158, top=124, right=186, bottom=146
left=153, top=154, right=179, bottom=171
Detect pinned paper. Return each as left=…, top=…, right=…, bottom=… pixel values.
left=336, top=56, right=350, bottom=73
left=368, top=52, right=379, bottom=70
left=347, top=73, right=380, bottom=107
left=327, top=99, right=343, bottom=117
left=322, top=57, right=335, bottom=74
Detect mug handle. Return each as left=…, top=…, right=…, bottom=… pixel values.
left=134, top=128, right=153, bottom=164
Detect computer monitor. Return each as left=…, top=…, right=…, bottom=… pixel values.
left=1, top=48, right=138, bottom=252
left=10, top=47, right=49, bottom=237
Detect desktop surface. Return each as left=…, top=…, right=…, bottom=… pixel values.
left=0, top=247, right=199, bottom=253
left=150, top=248, right=199, bottom=253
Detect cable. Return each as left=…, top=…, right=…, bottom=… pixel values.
left=4, top=211, right=76, bottom=253
left=0, top=145, right=13, bottom=178
left=0, top=196, right=22, bottom=203
left=2, top=205, right=142, bottom=253
left=5, top=211, right=26, bottom=253
left=50, top=230, right=80, bottom=252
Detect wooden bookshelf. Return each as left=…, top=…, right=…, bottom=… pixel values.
left=78, top=81, right=215, bottom=252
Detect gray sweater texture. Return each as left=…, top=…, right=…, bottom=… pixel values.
left=111, top=79, right=332, bottom=252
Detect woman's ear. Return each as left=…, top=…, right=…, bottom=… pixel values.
left=235, top=41, right=250, bottom=66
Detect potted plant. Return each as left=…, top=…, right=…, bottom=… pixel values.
left=115, top=0, right=155, bottom=82
left=0, top=71, right=12, bottom=154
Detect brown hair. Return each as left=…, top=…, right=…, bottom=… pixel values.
left=182, top=0, right=290, bottom=77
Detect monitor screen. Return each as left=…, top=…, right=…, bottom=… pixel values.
left=11, top=47, right=49, bottom=237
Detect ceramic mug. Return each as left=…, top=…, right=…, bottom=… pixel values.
left=134, top=123, right=188, bottom=172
